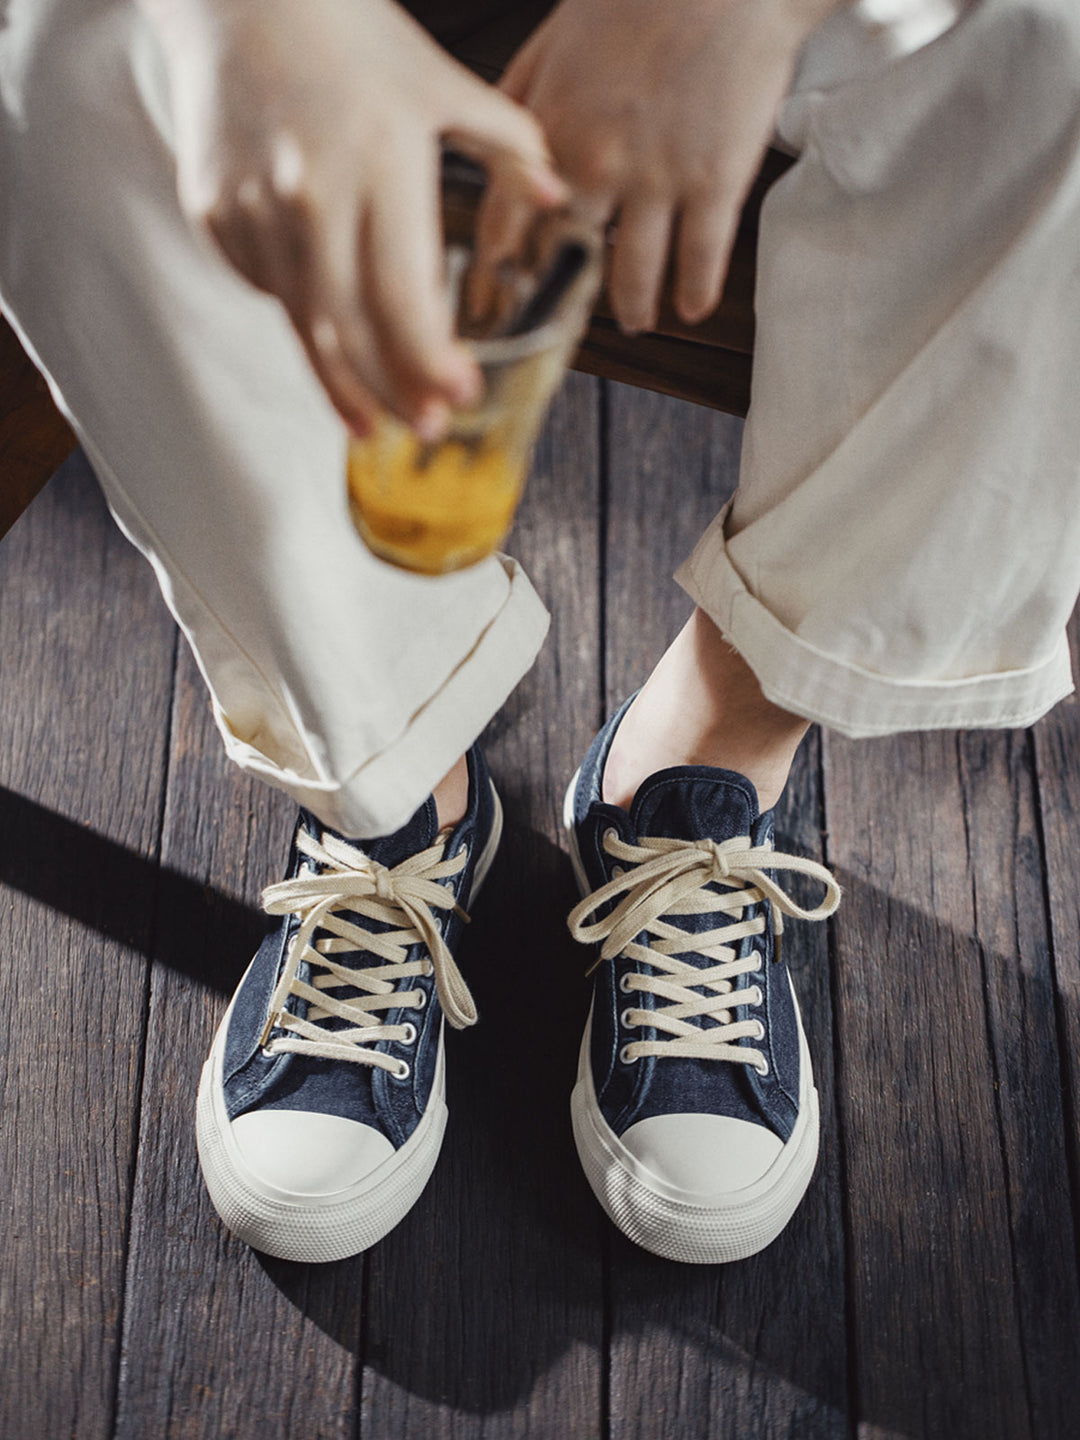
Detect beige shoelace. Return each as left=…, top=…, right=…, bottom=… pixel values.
left=568, top=832, right=841, bottom=1070
left=258, top=827, right=476, bottom=1075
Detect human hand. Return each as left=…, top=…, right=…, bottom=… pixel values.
left=489, top=0, right=842, bottom=334
left=141, top=0, right=566, bottom=436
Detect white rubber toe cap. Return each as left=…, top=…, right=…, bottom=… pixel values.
left=620, top=1113, right=784, bottom=1196
left=231, top=1109, right=395, bottom=1198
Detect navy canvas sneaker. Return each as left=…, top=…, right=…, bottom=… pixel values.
left=564, top=701, right=840, bottom=1264
left=197, top=746, right=501, bottom=1263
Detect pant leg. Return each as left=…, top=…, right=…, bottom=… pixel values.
left=0, top=0, right=551, bottom=837
left=677, top=0, right=1080, bottom=736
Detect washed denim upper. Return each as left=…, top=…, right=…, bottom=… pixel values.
left=571, top=704, right=803, bottom=1145
left=221, top=746, right=496, bottom=1150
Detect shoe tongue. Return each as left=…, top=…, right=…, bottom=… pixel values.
left=349, top=795, right=442, bottom=869
left=629, top=766, right=760, bottom=844
left=294, top=795, right=442, bottom=1033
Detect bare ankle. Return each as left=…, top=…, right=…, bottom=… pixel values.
left=601, top=609, right=809, bottom=814
left=433, top=753, right=470, bottom=830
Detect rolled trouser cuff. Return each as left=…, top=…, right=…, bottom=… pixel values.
left=676, top=503, right=1075, bottom=739
left=209, top=554, right=550, bottom=838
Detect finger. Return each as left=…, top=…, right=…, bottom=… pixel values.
left=203, top=177, right=281, bottom=293
left=497, top=26, right=545, bottom=103
left=467, top=179, right=536, bottom=322
left=674, top=197, right=738, bottom=325
left=362, top=138, right=481, bottom=418
left=302, top=314, right=382, bottom=437
left=609, top=196, right=674, bottom=334
left=443, top=76, right=567, bottom=209
left=285, top=197, right=389, bottom=433
left=247, top=194, right=314, bottom=315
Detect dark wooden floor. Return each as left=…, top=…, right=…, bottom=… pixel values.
left=2, top=377, right=1079, bottom=1440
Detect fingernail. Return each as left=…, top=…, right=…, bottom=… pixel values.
left=533, top=167, right=570, bottom=205
left=450, top=358, right=483, bottom=407
left=415, top=400, right=449, bottom=444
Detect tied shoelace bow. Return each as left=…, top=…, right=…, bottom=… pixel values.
left=258, top=826, right=476, bottom=1075
left=568, top=832, right=841, bottom=1070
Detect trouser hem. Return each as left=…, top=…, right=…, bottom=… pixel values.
left=214, top=555, right=551, bottom=838
left=675, top=507, right=1075, bottom=738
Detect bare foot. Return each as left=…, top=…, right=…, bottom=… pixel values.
left=602, top=609, right=809, bottom=814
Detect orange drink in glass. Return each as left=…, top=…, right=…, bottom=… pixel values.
left=348, top=212, right=600, bottom=575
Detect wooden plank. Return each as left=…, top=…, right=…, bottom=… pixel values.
left=1032, top=612, right=1080, bottom=1097
left=0, top=451, right=176, bottom=1439
left=601, top=384, right=849, bottom=1439
left=113, top=638, right=364, bottom=1438
left=1030, top=612, right=1080, bottom=1390
left=958, top=725, right=1080, bottom=1435
left=573, top=323, right=752, bottom=420
left=0, top=314, right=76, bottom=539
left=821, top=726, right=1065, bottom=1438
left=360, top=373, right=607, bottom=1438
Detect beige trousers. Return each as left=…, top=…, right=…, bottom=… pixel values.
left=1, top=0, right=1078, bottom=835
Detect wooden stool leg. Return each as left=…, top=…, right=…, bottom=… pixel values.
left=0, top=315, right=77, bottom=542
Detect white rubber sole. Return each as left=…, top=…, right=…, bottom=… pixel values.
left=196, top=786, right=503, bottom=1263
left=563, top=771, right=820, bottom=1264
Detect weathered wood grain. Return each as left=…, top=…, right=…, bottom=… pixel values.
left=0, top=314, right=75, bottom=539
left=601, top=383, right=849, bottom=1439
left=821, top=724, right=1077, bottom=1438
left=113, top=637, right=363, bottom=1440
left=1030, top=612, right=1080, bottom=1377
left=6, top=376, right=1080, bottom=1440
left=359, top=373, right=607, bottom=1440
left=0, top=451, right=175, bottom=1439
left=958, top=725, right=1080, bottom=1436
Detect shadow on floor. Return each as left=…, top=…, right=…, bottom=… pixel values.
left=4, top=785, right=1079, bottom=1438
left=0, top=783, right=265, bottom=993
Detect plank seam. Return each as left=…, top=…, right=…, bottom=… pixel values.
left=1028, top=725, right=1080, bottom=1294
left=109, top=624, right=182, bottom=1440
left=817, top=731, right=861, bottom=1440
left=957, top=732, right=1037, bottom=1434
left=353, top=1246, right=371, bottom=1439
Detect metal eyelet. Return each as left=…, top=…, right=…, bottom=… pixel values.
left=619, top=1045, right=638, bottom=1065
left=752, top=1020, right=766, bottom=1041
left=400, top=1023, right=417, bottom=1045
left=395, top=1060, right=411, bottom=1081
left=620, top=1008, right=635, bottom=1029
left=618, top=973, right=633, bottom=994
left=754, top=1057, right=770, bottom=1077
left=412, top=989, right=427, bottom=1010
